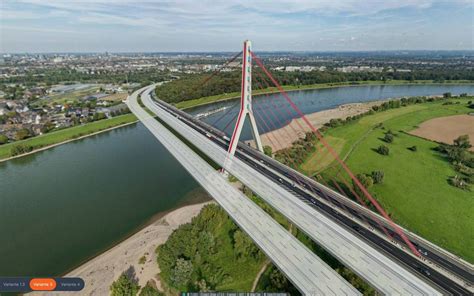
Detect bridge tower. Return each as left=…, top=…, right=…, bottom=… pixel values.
left=227, top=40, right=264, bottom=156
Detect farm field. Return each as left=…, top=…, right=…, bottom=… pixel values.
left=410, top=114, right=474, bottom=151
left=301, top=98, right=474, bottom=262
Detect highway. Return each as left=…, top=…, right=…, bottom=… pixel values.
left=147, top=87, right=474, bottom=282
left=127, top=86, right=361, bottom=295
left=143, top=84, right=473, bottom=295
left=137, top=85, right=455, bottom=295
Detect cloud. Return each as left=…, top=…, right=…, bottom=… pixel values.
left=1, top=0, right=473, bottom=52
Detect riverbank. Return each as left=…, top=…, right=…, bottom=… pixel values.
left=175, top=80, right=474, bottom=110
left=2, top=82, right=471, bottom=162
left=0, top=113, right=137, bottom=162
left=248, top=100, right=386, bottom=151
left=38, top=201, right=214, bottom=296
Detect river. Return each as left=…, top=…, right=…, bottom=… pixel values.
left=190, top=84, right=474, bottom=140
left=0, top=84, right=473, bottom=277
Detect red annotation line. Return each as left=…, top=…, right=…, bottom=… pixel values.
left=251, top=51, right=421, bottom=257
left=257, top=63, right=394, bottom=242
left=253, top=76, right=346, bottom=216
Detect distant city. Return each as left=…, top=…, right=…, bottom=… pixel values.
left=1, top=50, right=472, bottom=146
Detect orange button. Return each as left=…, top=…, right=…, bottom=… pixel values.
left=29, top=278, right=57, bottom=291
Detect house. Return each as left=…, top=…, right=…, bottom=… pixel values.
left=0, top=101, right=7, bottom=115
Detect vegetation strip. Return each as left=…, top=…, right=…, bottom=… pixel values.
left=0, top=114, right=137, bottom=161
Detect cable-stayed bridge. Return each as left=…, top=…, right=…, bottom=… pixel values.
left=126, top=41, right=473, bottom=295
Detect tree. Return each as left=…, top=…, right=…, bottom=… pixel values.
left=384, top=133, right=394, bottom=143
left=371, top=171, right=385, bottom=184
left=110, top=274, right=140, bottom=296
left=263, top=145, right=273, bottom=157
left=377, top=145, right=390, bottom=156
left=139, top=283, right=163, bottom=296
left=0, top=134, right=8, bottom=145
left=170, top=258, right=193, bottom=288
left=269, top=268, right=289, bottom=290
left=448, top=175, right=470, bottom=191
left=15, top=128, right=30, bottom=141
left=233, top=230, right=259, bottom=259
left=353, top=173, right=374, bottom=199
left=453, top=135, right=471, bottom=150
left=443, top=92, right=452, bottom=98
left=10, top=144, right=33, bottom=156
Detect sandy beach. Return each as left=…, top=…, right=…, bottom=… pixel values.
left=247, top=100, right=384, bottom=151
left=37, top=201, right=213, bottom=296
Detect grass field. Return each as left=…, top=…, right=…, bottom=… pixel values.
left=0, top=113, right=137, bottom=160
left=31, top=85, right=102, bottom=107
left=301, top=98, right=474, bottom=262
left=173, top=80, right=474, bottom=109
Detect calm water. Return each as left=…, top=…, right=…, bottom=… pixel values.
left=190, top=84, right=474, bottom=140
left=0, top=84, right=473, bottom=277
left=0, top=124, right=205, bottom=276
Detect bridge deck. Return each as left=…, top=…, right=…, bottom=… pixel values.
left=140, top=86, right=443, bottom=295
left=127, top=86, right=360, bottom=295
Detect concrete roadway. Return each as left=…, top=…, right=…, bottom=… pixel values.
left=140, top=85, right=444, bottom=295
left=153, top=95, right=473, bottom=293
left=127, top=86, right=360, bottom=295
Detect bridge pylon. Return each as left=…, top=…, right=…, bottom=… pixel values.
left=227, top=40, right=264, bottom=157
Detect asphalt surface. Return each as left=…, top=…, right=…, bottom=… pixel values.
left=148, top=92, right=473, bottom=295
left=143, top=90, right=443, bottom=295
left=127, top=86, right=360, bottom=295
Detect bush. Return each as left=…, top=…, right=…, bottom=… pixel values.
left=110, top=273, right=140, bottom=296
left=263, top=145, right=273, bottom=157
left=371, top=171, right=385, bottom=184
left=443, top=92, right=452, bottom=98
left=448, top=175, right=470, bottom=191
left=139, top=284, right=163, bottom=296
left=377, top=145, right=390, bottom=156
left=139, top=255, right=146, bottom=265
left=10, top=144, right=33, bottom=156
left=384, top=133, right=394, bottom=143
left=15, top=128, right=31, bottom=141
left=0, top=134, right=8, bottom=145
left=170, top=258, right=193, bottom=289
left=408, top=145, right=417, bottom=152
left=353, top=174, right=374, bottom=200
left=228, top=174, right=238, bottom=183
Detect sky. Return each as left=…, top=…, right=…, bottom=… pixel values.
left=1, top=0, right=473, bottom=53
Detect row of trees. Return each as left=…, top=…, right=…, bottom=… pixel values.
left=155, top=67, right=474, bottom=104
left=436, top=135, right=473, bottom=190
left=1, top=68, right=168, bottom=87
